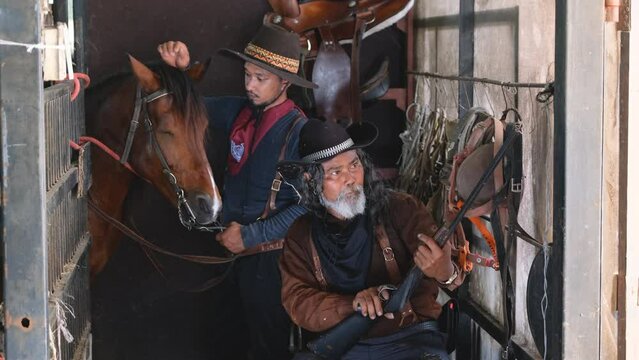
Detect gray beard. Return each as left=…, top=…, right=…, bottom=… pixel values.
left=320, top=184, right=366, bottom=220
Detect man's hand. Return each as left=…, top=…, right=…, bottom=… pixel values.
left=157, top=41, right=191, bottom=71
left=215, top=221, right=246, bottom=254
left=352, top=286, right=394, bottom=320
left=414, top=233, right=455, bottom=283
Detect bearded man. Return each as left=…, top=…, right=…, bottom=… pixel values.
left=278, top=118, right=465, bottom=359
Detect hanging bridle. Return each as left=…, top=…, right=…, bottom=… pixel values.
left=120, top=85, right=224, bottom=232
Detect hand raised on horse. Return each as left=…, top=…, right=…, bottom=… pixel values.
left=414, top=233, right=455, bottom=283
left=215, top=221, right=246, bottom=254
left=157, top=41, right=191, bottom=71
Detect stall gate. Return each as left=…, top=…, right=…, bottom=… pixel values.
left=1, top=0, right=91, bottom=358
left=44, top=82, right=92, bottom=360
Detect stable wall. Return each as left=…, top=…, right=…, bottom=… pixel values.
left=414, top=1, right=555, bottom=358
left=87, top=0, right=270, bottom=95
left=415, top=1, right=630, bottom=359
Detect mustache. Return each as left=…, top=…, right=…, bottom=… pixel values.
left=338, top=185, right=363, bottom=200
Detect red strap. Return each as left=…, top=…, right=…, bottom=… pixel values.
left=468, top=216, right=500, bottom=270
left=70, top=136, right=137, bottom=175
left=69, top=73, right=91, bottom=101
left=452, top=200, right=500, bottom=272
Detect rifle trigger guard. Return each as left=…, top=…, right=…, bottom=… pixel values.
left=377, top=284, right=397, bottom=301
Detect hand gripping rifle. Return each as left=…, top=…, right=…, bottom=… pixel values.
left=306, top=124, right=520, bottom=359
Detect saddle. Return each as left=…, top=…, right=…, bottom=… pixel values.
left=445, top=107, right=537, bottom=358
left=265, top=0, right=413, bottom=125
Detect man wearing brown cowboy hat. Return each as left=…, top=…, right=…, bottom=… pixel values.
left=278, top=119, right=465, bottom=359
left=159, top=24, right=317, bottom=359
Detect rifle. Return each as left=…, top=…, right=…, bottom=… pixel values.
left=306, top=124, right=520, bottom=359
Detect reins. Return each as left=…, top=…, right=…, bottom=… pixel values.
left=75, top=81, right=237, bottom=290
left=87, top=198, right=236, bottom=265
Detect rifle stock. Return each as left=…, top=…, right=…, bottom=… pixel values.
left=307, top=266, right=424, bottom=359
left=305, top=125, right=520, bottom=359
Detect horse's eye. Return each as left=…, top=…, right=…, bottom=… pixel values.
left=158, top=130, right=175, bottom=137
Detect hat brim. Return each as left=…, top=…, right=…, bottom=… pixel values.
left=219, top=48, right=318, bottom=89
left=277, top=121, right=378, bottom=173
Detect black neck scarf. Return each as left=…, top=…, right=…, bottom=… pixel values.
left=312, top=214, right=372, bottom=294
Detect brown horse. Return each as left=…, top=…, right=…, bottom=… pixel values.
left=85, top=55, right=222, bottom=277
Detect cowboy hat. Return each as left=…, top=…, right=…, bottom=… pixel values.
left=219, top=23, right=318, bottom=89
left=277, top=118, right=378, bottom=178
left=455, top=143, right=496, bottom=205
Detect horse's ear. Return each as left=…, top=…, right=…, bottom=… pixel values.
left=128, top=54, right=161, bottom=92
left=185, top=57, right=211, bottom=83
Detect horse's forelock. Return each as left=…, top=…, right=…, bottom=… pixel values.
left=152, top=63, right=208, bottom=144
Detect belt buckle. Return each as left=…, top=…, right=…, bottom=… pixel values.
left=382, top=247, right=395, bottom=262
left=511, top=179, right=522, bottom=193
left=271, top=179, right=282, bottom=192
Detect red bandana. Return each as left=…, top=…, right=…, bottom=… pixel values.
left=227, top=99, right=297, bottom=175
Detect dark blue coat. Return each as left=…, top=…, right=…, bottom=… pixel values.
left=204, top=96, right=307, bottom=248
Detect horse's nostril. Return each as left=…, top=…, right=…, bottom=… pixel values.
left=197, top=197, right=212, bottom=215
left=186, top=192, right=217, bottom=225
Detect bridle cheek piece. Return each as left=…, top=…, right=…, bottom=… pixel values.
left=121, top=85, right=225, bottom=232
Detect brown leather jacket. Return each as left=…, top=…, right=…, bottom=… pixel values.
left=280, top=191, right=464, bottom=338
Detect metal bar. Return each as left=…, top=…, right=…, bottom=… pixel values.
left=618, top=29, right=630, bottom=360
left=73, top=0, right=87, bottom=74
left=459, top=297, right=506, bottom=344
left=554, top=0, right=605, bottom=358
left=458, top=297, right=536, bottom=360
left=407, top=71, right=550, bottom=88
left=458, top=0, right=474, bottom=118
left=623, top=4, right=639, bottom=357
left=0, top=0, right=49, bottom=357
left=414, top=7, right=519, bottom=29
left=49, top=242, right=91, bottom=360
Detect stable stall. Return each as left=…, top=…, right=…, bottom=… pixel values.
left=1, top=0, right=637, bottom=359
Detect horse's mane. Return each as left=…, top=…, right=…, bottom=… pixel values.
left=88, top=62, right=207, bottom=140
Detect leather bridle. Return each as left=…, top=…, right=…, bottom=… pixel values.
left=121, top=85, right=224, bottom=232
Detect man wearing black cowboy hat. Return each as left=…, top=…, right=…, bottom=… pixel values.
left=278, top=119, right=464, bottom=359
left=159, top=24, right=317, bottom=359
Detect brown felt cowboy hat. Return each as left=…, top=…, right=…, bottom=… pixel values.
left=455, top=143, right=496, bottom=205
left=277, top=118, right=378, bottom=178
left=219, top=23, right=318, bottom=89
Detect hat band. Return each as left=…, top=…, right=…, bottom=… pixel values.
left=244, top=43, right=299, bottom=74
left=303, top=138, right=355, bottom=162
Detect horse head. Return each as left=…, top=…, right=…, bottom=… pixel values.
left=125, top=55, right=221, bottom=226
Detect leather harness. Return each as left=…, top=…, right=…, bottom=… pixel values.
left=81, top=89, right=304, bottom=290
left=308, top=222, right=418, bottom=327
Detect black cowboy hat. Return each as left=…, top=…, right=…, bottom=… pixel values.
left=278, top=118, right=378, bottom=178
left=219, top=23, right=318, bottom=89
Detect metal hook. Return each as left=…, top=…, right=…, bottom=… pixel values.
left=501, top=85, right=509, bottom=109
left=482, top=83, right=496, bottom=116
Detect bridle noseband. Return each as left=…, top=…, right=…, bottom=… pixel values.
left=120, top=85, right=225, bottom=232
